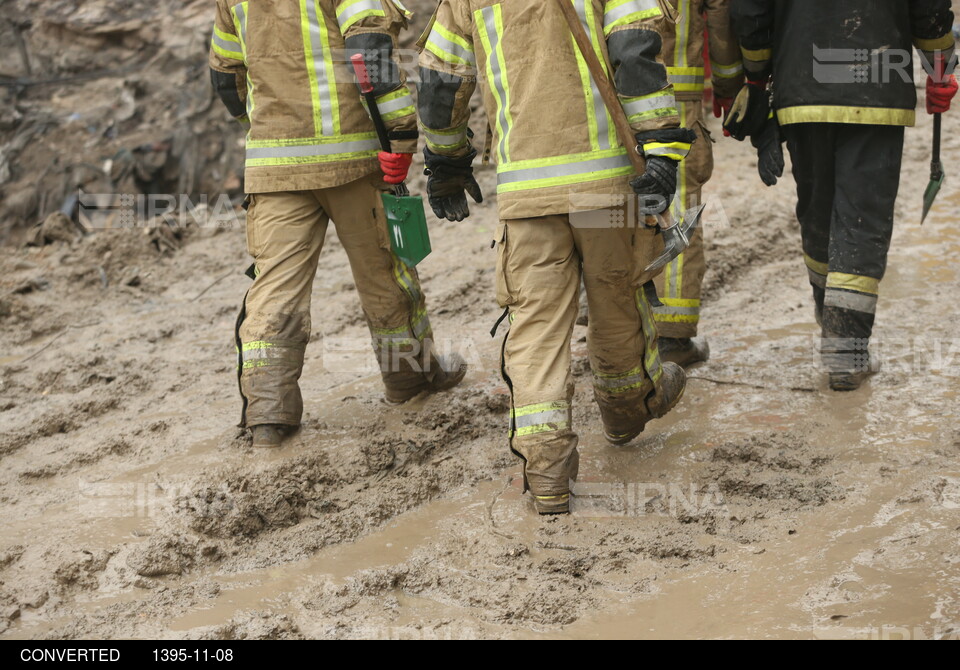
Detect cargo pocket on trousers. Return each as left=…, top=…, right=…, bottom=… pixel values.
left=244, top=194, right=262, bottom=258
left=495, top=222, right=517, bottom=309
left=689, top=119, right=715, bottom=187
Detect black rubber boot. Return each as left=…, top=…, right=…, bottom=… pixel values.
left=659, top=337, right=711, bottom=368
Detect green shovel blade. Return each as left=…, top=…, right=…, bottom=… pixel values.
left=922, top=164, right=945, bottom=224
left=382, top=191, right=432, bottom=267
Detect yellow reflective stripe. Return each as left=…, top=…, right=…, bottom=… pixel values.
left=422, top=124, right=468, bottom=151
left=741, top=46, right=772, bottom=61
left=571, top=30, right=600, bottom=151
left=643, top=141, right=692, bottom=161
left=476, top=5, right=513, bottom=163
left=635, top=286, right=663, bottom=385
left=622, top=90, right=677, bottom=124
left=914, top=34, right=955, bottom=51
left=604, top=0, right=662, bottom=36
left=496, top=149, right=633, bottom=193
left=804, top=254, right=829, bottom=276
left=777, top=105, right=915, bottom=127
left=710, top=60, right=744, bottom=79
left=534, top=494, right=569, bottom=501
left=826, top=273, right=879, bottom=296
left=511, top=401, right=571, bottom=437
left=424, top=21, right=476, bottom=68
left=336, top=0, right=386, bottom=32
left=389, top=0, right=413, bottom=19
left=668, top=65, right=704, bottom=92
left=212, top=27, right=244, bottom=60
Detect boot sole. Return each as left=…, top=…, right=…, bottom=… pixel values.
left=604, top=376, right=687, bottom=446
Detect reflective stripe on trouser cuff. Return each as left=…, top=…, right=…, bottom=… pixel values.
left=824, top=288, right=878, bottom=315
left=594, top=366, right=647, bottom=394
left=336, top=0, right=386, bottom=33
left=603, top=0, right=662, bottom=35
left=622, top=90, right=678, bottom=124
left=511, top=401, right=571, bottom=438
left=239, top=341, right=303, bottom=370
left=804, top=254, right=828, bottom=288
left=496, top=150, right=633, bottom=193
left=654, top=297, right=700, bottom=324
left=422, top=125, right=469, bottom=151
left=826, top=272, right=879, bottom=295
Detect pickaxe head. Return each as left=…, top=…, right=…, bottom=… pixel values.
left=644, top=202, right=706, bottom=273
left=922, top=160, right=945, bottom=224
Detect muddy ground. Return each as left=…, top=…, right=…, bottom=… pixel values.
left=2, top=9, right=960, bottom=642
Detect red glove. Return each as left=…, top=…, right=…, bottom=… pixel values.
left=927, top=53, right=958, bottom=114
left=713, top=96, right=734, bottom=136
left=378, top=152, right=413, bottom=184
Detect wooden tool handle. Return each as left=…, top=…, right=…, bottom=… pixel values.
left=553, top=0, right=646, bottom=174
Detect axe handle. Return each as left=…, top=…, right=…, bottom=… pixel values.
left=933, top=112, right=942, bottom=168
left=553, top=0, right=646, bottom=175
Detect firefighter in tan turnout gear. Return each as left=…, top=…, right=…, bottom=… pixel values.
left=210, top=0, right=466, bottom=449
left=653, top=0, right=742, bottom=366
left=418, top=0, right=694, bottom=514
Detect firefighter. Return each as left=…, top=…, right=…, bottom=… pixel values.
left=418, top=0, right=694, bottom=514
left=729, top=0, right=957, bottom=391
left=654, top=0, right=743, bottom=366
left=209, top=0, right=466, bottom=449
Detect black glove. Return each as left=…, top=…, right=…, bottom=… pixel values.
left=723, top=81, right=770, bottom=141
left=423, top=147, right=483, bottom=222
left=751, top=116, right=784, bottom=186
left=630, top=157, right=677, bottom=215
left=631, top=128, right=697, bottom=214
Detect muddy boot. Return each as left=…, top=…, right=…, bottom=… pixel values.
left=251, top=424, right=295, bottom=449
left=659, top=337, right=710, bottom=368
left=384, top=353, right=468, bottom=404
left=516, top=435, right=580, bottom=515
left=829, top=361, right=881, bottom=392
left=604, top=362, right=686, bottom=445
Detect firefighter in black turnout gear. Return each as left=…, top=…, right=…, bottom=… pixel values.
left=728, top=0, right=958, bottom=391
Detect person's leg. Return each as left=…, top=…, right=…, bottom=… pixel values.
left=654, top=99, right=712, bottom=363
left=573, top=200, right=686, bottom=446
left=238, top=191, right=328, bottom=436
left=823, top=124, right=904, bottom=386
left=321, top=173, right=466, bottom=402
left=784, top=123, right=837, bottom=325
left=496, top=215, right=580, bottom=514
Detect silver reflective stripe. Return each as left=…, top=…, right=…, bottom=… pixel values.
left=247, top=138, right=380, bottom=160
left=807, top=268, right=827, bottom=288
left=594, top=371, right=645, bottom=390
left=423, top=128, right=467, bottom=148
left=426, top=26, right=477, bottom=68
left=234, top=2, right=248, bottom=45
left=670, top=74, right=704, bottom=85
left=623, top=94, right=676, bottom=119
left=514, top=409, right=569, bottom=430
left=825, top=289, right=878, bottom=314
left=377, top=92, right=414, bottom=115
left=481, top=6, right=511, bottom=162
left=213, top=32, right=242, bottom=57
left=645, top=145, right=689, bottom=158
left=655, top=304, right=700, bottom=317
left=498, top=153, right=631, bottom=185
left=575, top=0, right=612, bottom=150
left=305, top=0, right=335, bottom=136
left=604, top=0, right=659, bottom=27
left=337, top=0, right=382, bottom=28
left=712, top=61, right=744, bottom=77
left=242, top=347, right=298, bottom=364
left=413, top=314, right=431, bottom=339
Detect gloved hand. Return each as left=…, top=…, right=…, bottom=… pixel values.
left=630, top=157, right=677, bottom=215
left=723, top=80, right=770, bottom=141
left=423, top=147, right=483, bottom=222
left=631, top=128, right=697, bottom=214
left=750, top=116, right=784, bottom=186
left=927, top=54, right=958, bottom=114
left=713, top=96, right=734, bottom=136
left=378, top=152, right=413, bottom=185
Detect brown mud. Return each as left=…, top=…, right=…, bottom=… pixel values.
left=1, top=1, right=958, bottom=640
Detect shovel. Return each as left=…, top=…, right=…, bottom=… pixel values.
left=922, top=112, right=944, bottom=224
left=553, top=0, right=699, bottom=270
left=350, top=54, right=431, bottom=267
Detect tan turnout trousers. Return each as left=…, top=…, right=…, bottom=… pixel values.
left=653, top=99, right=713, bottom=338
left=237, top=173, right=438, bottom=427
left=497, top=202, right=669, bottom=507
